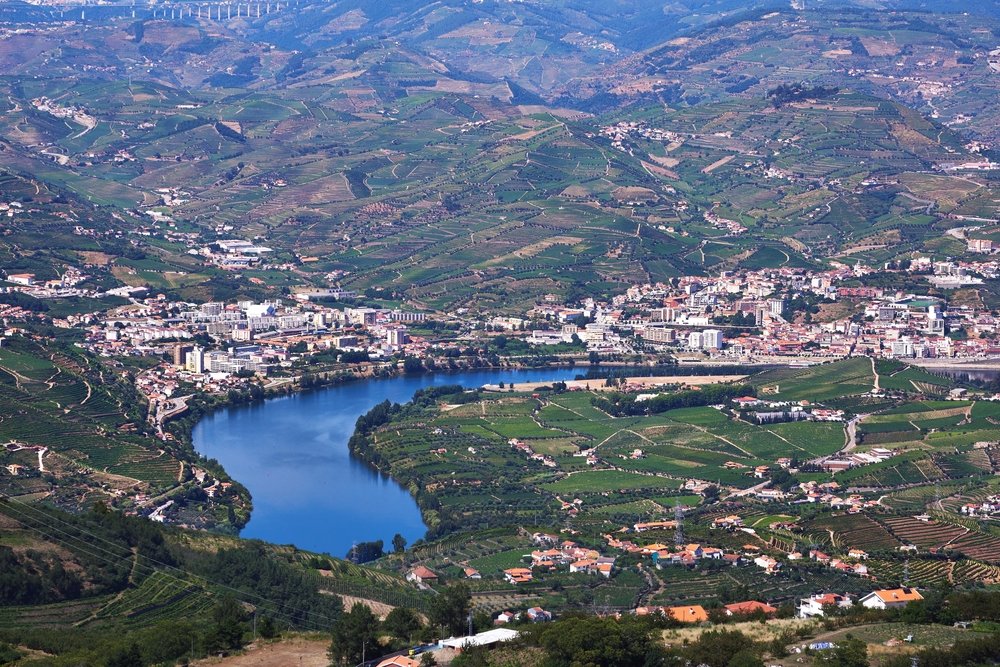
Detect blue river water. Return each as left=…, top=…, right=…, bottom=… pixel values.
left=192, top=368, right=584, bottom=557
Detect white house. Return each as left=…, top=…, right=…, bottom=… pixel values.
left=798, top=593, right=853, bottom=618
left=860, top=588, right=923, bottom=610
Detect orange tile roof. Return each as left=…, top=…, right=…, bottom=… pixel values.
left=666, top=605, right=709, bottom=623
left=410, top=565, right=437, bottom=579
left=724, top=601, right=777, bottom=615
left=874, top=588, right=923, bottom=603
left=376, top=657, right=421, bottom=667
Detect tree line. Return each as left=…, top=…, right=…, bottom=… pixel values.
left=592, top=383, right=756, bottom=417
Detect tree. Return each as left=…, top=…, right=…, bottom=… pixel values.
left=429, top=583, right=471, bottom=636
left=686, top=629, right=755, bottom=667
left=536, top=616, right=664, bottom=667
left=702, top=485, right=720, bottom=503
left=205, top=596, right=247, bottom=653
left=257, top=615, right=278, bottom=639
left=393, top=533, right=407, bottom=554
left=728, top=649, right=764, bottom=667
left=820, top=635, right=868, bottom=667
left=105, top=642, right=143, bottom=667
left=384, top=607, right=423, bottom=641
left=347, top=540, right=384, bottom=564
left=329, top=603, right=380, bottom=665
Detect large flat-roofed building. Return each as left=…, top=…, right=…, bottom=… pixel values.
left=644, top=328, right=676, bottom=343
left=439, top=628, right=519, bottom=652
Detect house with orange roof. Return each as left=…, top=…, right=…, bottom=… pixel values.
left=724, top=601, right=777, bottom=617
left=503, top=568, right=533, bottom=585
left=495, top=611, right=517, bottom=625
left=406, top=565, right=438, bottom=585
left=666, top=605, right=709, bottom=624
left=754, top=555, right=781, bottom=574
left=376, top=657, right=421, bottom=667
left=860, top=588, right=923, bottom=610
left=712, top=515, right=744, bottom=529
left=684, top=544, right=704, bottom=558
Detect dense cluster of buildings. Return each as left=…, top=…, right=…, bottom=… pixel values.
left=959, top=494, right=1000, bottom=519
left=2, top=268, right=92, bottom=299
left=499, top=533, right=618, bottom=584
left=522, top=260, right=1000, bottom=361
left=198, top=238, right=275, bottom=270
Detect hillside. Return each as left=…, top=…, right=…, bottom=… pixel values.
left=0, top=334, right=256, bottom=530
left=348, top=362, right=1000, bottom=616
left=0, top=6, right=998, bottom=312
left=0, top=499, right=422, bottom=664
left=1, top=78, right=995, bottom=313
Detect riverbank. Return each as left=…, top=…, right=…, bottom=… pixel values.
left=482, top=374, right=748, bottom=392
left=190, top=367, right=592, bottom=556
left=909, top=359, right=1000, bottom=371
left=177, top=359, right=799, bottom=549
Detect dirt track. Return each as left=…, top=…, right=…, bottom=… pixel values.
left=194, top=636, right=329, bottom=667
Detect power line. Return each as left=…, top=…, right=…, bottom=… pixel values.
left=0, top=499, right=337, bottom=632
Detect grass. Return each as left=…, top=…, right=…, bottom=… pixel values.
left=467, top=548, right=531, bottom=574
left=663, top=618, right=821, bottom=644
left=543, top=471, right=675, bottom=493
left=755, top=358, right=875, bottom=402
left=813, top=622, right=971, bottom=651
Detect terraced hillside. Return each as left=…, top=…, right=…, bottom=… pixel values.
left=0, top=500, right=424, bottom=664
left=0, top=7, right=999, bottom=311
left=0, top=337, right=250, bottom=529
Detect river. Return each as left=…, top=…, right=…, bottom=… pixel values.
left=934, top=368, right=1000, bottom=382
left=192, top=368, right=584, bottom=558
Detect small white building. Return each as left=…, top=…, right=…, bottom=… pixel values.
left=6, top=273, right=35, bottom=286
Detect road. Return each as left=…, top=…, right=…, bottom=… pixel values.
left=805, top=412, right=867, bottom=466
left=843, top=414, right=866, bottom=454
left=153, top=394, right=193, bottom=440
left=729, top=480, right=771, bottom=498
